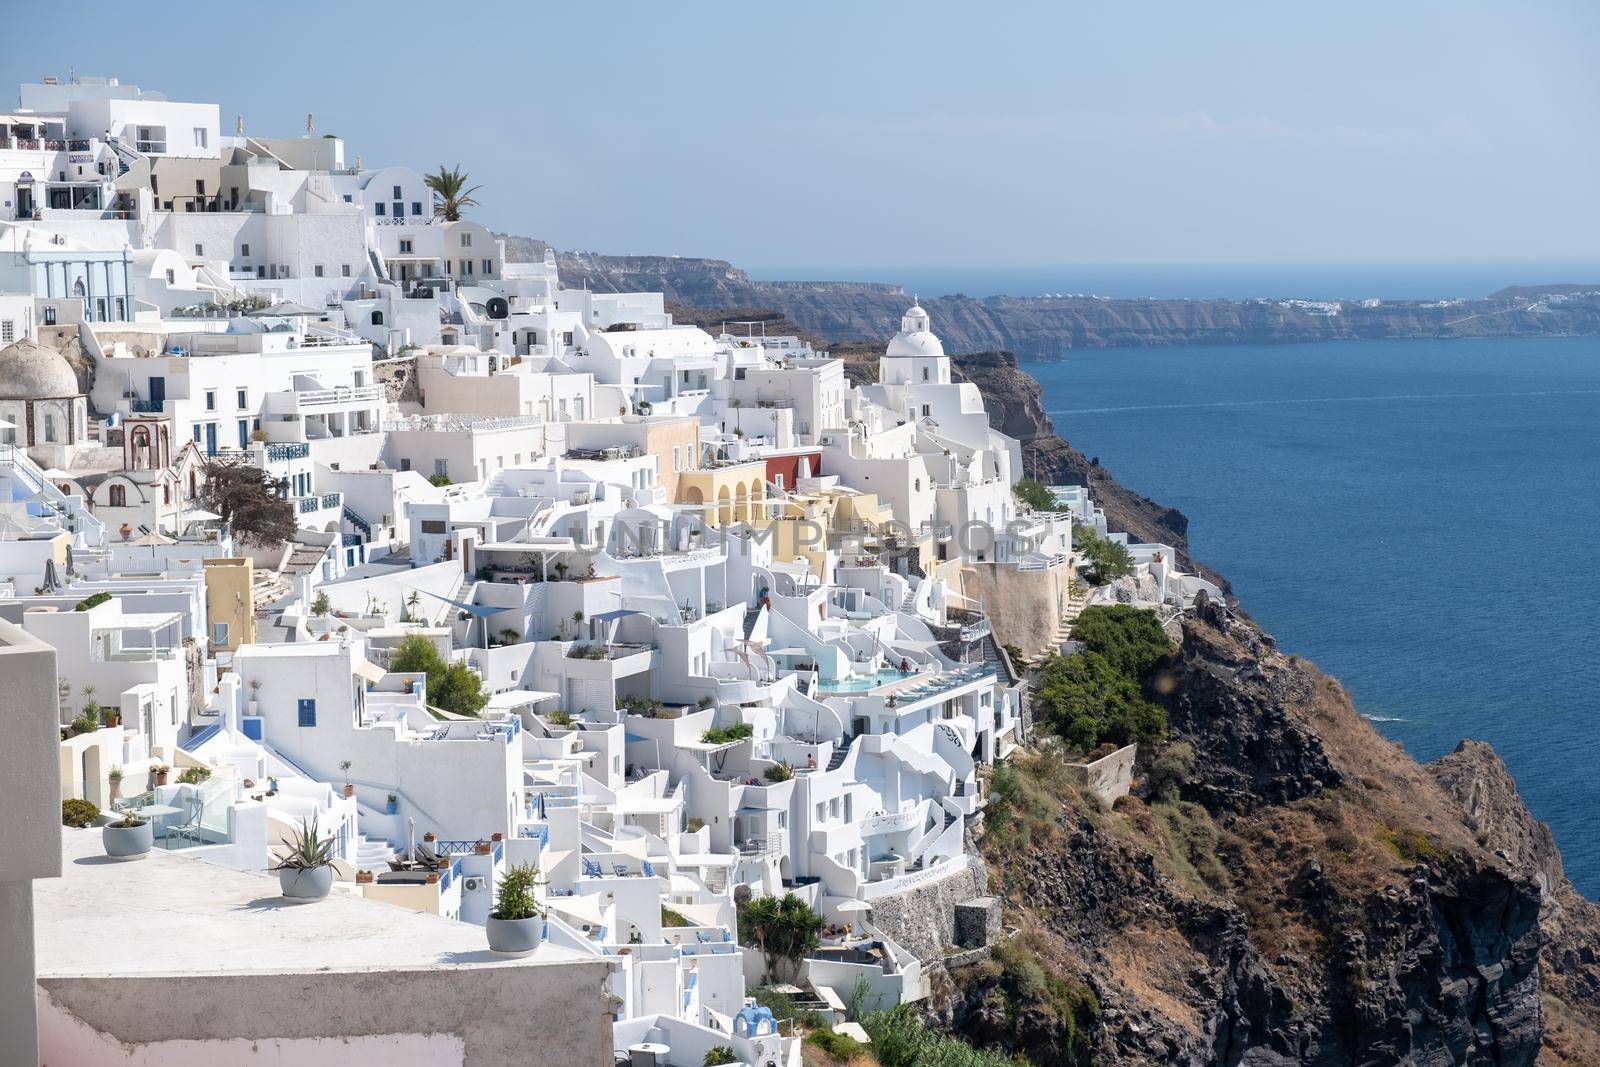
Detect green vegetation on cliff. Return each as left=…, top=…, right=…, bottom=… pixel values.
left=1031, top=605, right=1170, bottom=750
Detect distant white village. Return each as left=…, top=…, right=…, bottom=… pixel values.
left=0, top=74, right=1220, bottom=1066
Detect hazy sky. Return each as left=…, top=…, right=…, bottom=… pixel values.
left=15, top=0, right=1600, bottom=269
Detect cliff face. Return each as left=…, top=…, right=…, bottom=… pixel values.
left=500, top=235, right=1600, bottom=359
left=943, top=600, right=1592, bottom=1066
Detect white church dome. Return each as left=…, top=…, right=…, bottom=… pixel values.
left=0, top=340, right=80, bottom=399
left=885, top=304, right=945, bottom=358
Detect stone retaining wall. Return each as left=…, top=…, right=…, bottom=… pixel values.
left=867, top=856, right=989, bottom=963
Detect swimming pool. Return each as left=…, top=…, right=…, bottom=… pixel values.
left=816, top=668, right=917, bottom=694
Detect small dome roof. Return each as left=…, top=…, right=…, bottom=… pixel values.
left=886, top=304, right=945, bottom=358
left=0, top=340, right=80, bottom=399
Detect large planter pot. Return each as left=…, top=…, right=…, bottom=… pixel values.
left=485, top=915, right=544, bottom=956
left=278, top=866, right=334, bottom=901
left=102, top=820, right=153, bottom=860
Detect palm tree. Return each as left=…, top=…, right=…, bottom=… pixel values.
left=424, top=165, right=481, bottom=222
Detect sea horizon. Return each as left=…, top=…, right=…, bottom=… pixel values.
left=743, top=260, right=1600, bottom=303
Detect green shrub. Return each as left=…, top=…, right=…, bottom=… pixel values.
left=1146, top=742, right=1196, bottom=803
left=702, top=1047, right=736, bottom=1066
left=763, top=761, right=794, bottom=782
left=69, top=714, right=98, bottom=736
left=62, top=798, right=100, bottom=827
left=428, top=474, right=452, bottom=487
left=863, top=1004, right=1017, bottom=1066
left=805, top=1027, right=864, bottom=1060
left=1378, top=826, right=1442, bottom=863
left=546, top=709, right=573, bottom=727
left=177, top=766, right=212, bottom=785
left=661, top=906, right=692, bottom=928
left=1069, top=604, right=1171, bottom=680
left=73, top=591, right=112, bottom=612
left=1034, top=650, right=1165, bottom=750
left=1152, top=800, right=1229, bottom=890
left=701, top=722, right=753, bottom=745
left=492, top=862, right=544, bottom=921
left=390, top=633, right=487, bottom=717
left=984, top=753, right=1072, bottom=853
left=1011, top=477, right=1061, bottom=512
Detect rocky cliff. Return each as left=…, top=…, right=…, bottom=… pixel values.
left=937, top=598, right=1596, bottom=1066
left=501, top=234, right=1600, bottom=360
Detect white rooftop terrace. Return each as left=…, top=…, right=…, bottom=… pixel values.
left=35, top=830, right=615, bottom=1065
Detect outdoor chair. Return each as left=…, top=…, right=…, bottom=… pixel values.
left=165, top=792, right=207, bottom=848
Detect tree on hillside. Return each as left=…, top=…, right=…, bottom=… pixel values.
left=1034, top=651, right=1165, bottom=750
left=202, top=462, right=295, bottom=548
left=1069, top=604, right=1171, bottom=680
left=1073, top=528, right=1134, bottom=584
left=390, top=633, right=488, bottom=718
left=738, top=893, right=823, bottom=983
left=424, top=165, right=481, bottom=222
left=1012, top=477, right=1062, bottom=512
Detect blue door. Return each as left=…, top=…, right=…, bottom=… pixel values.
left=147, top=376, right=165, bottom=408
left=204, top=423, right=216, bottom=455
left=238, top=419, right=249, bottom=448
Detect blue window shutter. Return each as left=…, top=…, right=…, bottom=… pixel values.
left=297, top=699, right=316, bottom=727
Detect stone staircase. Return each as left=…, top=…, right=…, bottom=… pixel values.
left=1046, top=593, right=1088, bottom=649
left=742, top=604, right=761, bottom=639
left=251, top=569, right=293, bottom=612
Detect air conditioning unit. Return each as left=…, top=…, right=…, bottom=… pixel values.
left=462, top=876, right=485, bottom=893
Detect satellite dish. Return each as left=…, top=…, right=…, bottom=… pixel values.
left=485, top=297, right=509, bottom=320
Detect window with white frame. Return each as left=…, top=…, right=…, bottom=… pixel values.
left=460, top=232, right=472, bottom=247
left=193, top=127, right=208, bottom=148
left=0, top=321, right=12, bottom=343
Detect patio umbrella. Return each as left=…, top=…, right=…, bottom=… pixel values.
left=40, top=558, right=62, bottom=594
left=130, top=529, right=176, bottom=557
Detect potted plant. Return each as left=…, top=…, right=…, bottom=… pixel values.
left=486, top=862, right=545, bottom=955
left=272, top=816, right=337, bottom=901
left=386, top=793, right=398, bottom=814
left=103, top=809, right=153, bottom=861
left=403, top=676, right=416, bottom=694
left=423, top=831, right=436, bottom=843
left=339, top=760, right=354, bottom=798
left=247, top=678, right=262, bottom=715
left=108, top=767, right=124, bottom=801
left=153, top=764, right=170, bottom=787
left=177, top=766, right=211, bottom=786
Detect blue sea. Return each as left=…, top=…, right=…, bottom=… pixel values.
left=1025, top=339, right=1600, bottom=898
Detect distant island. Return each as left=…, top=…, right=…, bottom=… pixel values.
left=501, top=234, right=1600, bottom=360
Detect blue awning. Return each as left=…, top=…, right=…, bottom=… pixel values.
left=624, top=733, right=650, bottom=744
left=419, top=588, right=501, bottom=618
left=591, top=609, right=644, bottom=623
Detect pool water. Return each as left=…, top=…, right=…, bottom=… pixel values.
left=817, top=668, right=918, bottom=694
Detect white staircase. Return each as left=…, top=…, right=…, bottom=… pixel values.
left=352, top=831, right=397, bottom=872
